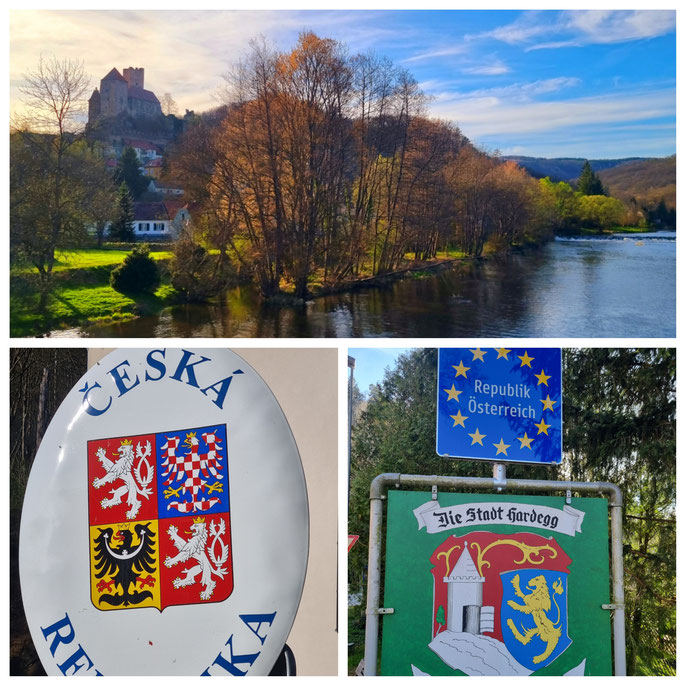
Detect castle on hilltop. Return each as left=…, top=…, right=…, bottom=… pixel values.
left=88, top=67, right=162, bottom=123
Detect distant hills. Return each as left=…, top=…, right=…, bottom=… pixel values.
left=502, top=156, right=649, bottom=183
left=598, top=156, right=676, bottom=208
left=504, top=155, right=676, bottom=209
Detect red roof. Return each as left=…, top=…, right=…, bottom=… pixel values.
left=123, top=139, right=160, bottom=152
left=144, top=158, right=163, bottom=168
left=102, top=67, right=127, bottom=83
left=163, top=200, right=189, bottom=219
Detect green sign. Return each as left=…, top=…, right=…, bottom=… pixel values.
left=380, top=491, right=612, bottom=676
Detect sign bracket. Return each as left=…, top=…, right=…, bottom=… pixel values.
left=364, top=472, right=626, bottom=677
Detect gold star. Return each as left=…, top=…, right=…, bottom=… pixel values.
left=444, top=385, right=462, bottom=402
left=495, top=347, right=511, bottom=360
left=493, top=438, right=511, bottom=456
left=534, top=419, right=551, bottom=435
left=540, top=395, right=557, bottom=412
left=452, top=361, right=470, bottom=378
left=468, top=428, right=486, bottom=445
left=450, top=410, right=468, bottom=428
left=470, top=348, right=487, bottom=362
left=518, top=351, right=534, bottom=368
left=535, top=369, right=551, bottom=386
left=517, top=433, right=534, bottom=450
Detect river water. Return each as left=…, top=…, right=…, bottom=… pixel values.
left=61, top=231, right=675, bottom=338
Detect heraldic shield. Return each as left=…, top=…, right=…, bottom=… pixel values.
left=429, top=531, right=572, bottom=675
left=87, top=424, right=233, bottom=612
left=500, top=568, right=571, bottom=670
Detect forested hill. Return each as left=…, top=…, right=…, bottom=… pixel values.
left=503, top=156, right=648, bottom=182
left=598, top=155, right=676, bottom=208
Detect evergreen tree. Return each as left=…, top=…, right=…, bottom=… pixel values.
left=115, top=146, right=148, bottom=199
left=576, top=160, right=606, bottom=196
left=110, top=183, right=136, bottom=242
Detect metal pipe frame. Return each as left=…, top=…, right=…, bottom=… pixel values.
left=363, top=472, right=625, bottom=676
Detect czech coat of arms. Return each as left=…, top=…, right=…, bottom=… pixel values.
left=428, top=531, right=573, bottom=676
left=87, top=424, right=233, bottom=612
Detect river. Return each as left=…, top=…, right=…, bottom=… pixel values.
left=59, top=231, right=675, bottom=338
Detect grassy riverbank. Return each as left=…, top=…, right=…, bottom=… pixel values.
left=10, top=247, right=177, bottom=337
left=9, top=235, right=602, bottom=337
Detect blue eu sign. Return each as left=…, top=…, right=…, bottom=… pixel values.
left=436, top=348, right=562, bottom=464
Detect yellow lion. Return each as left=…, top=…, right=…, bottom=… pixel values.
left=506, top=573, right=564, bottom=664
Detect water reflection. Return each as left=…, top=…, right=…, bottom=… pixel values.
left=72, top=232, right=675, bottom=338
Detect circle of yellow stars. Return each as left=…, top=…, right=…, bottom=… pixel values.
left=442, top=349, right=559, bottom=458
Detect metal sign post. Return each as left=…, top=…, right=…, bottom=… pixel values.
left=364, top=472, right=625, bottom=676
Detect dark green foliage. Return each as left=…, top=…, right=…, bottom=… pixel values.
left=642, top=198, right=676, bottom=230
left=576, top=160, right=606, bottom=196
left=114, top=146, right=148, bottom=199
left=110, top=243, right=161, bottom=294
left=170, top=228, right=234, bottom=302
left=110, top=183, right=136, bottom=242
left=562, top=348, right=675, bottom=675
left=349, top=348, right=675, bottom=675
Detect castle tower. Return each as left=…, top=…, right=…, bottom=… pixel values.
left=88, top=88, right=101, bottom=123
left=444, top=548, right=486, bottom=633
left=123, top=67, right=144, bottom=89
left=99, top=68, right=128, bottom=117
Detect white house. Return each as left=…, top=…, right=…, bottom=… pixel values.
left=130, top=200, right=190, bottom=239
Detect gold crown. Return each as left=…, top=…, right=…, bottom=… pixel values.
left=193, top=516, right=205, bottom=524
left=120, top=438, right=133, bottom=446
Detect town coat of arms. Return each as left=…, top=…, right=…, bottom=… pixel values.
left=87, top=424, right=233, bottom=612
left=428, top=531, right=574, bottom=676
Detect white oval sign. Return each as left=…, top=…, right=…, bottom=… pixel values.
left=20, top=348, right=309, bottom=675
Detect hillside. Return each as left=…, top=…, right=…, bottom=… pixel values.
left=503, top=156, right=648, bottom=183
left=598, top=155, right=676, bottom=208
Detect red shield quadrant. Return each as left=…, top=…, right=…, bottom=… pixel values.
left=87, top=426, right=234, bottom=612
left=430, top=531, right=571, bottom=643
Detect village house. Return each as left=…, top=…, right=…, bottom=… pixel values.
left=129, top=200, right=191, bottom=239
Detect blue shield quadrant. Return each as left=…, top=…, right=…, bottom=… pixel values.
left=500, top=569, right=572, bottom=671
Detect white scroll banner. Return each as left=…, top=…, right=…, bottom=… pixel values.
left=413, top=500, right=585, bottom=537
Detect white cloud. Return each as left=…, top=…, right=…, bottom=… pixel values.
left=479, top=9, right=675, bottom=51
left=403, top=44, right=468, bottom=64
left=429, top=77, right=581, bottom=104
left=463, top=61, right=510, bottom=76
left=562, top=9, right=676, bottom=45
left=429, top=88, right=674, bottom=139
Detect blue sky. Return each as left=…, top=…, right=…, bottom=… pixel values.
left=10, top=9, right=676, bottom=158
left=350, top=348, right=416, bottom=396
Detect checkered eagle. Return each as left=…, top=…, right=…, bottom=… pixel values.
left=160, top=431, right=225, bottom=513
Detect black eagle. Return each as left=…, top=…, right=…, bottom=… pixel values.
left=93, top=523, right=156, bottom=607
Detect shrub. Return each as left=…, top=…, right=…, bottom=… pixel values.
left=110, top=244, right=161, bottom=294
left=170, top=229, right=233, bottom=302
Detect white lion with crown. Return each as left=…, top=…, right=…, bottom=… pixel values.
left=164, top=517, right=229, bottom=600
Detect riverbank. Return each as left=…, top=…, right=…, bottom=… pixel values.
left=10, top=231, right=666, bottom=337
left=10, top=247, right=177, bottom=337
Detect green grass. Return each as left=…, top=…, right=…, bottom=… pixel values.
left=10, top=246, right=178, bottom=336
left=13, top=248, right=174, bottom=274
left=10, top=283, right=178, bottom=337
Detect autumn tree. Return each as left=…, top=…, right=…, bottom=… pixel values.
left=10, top=57, right=116, bottom=307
